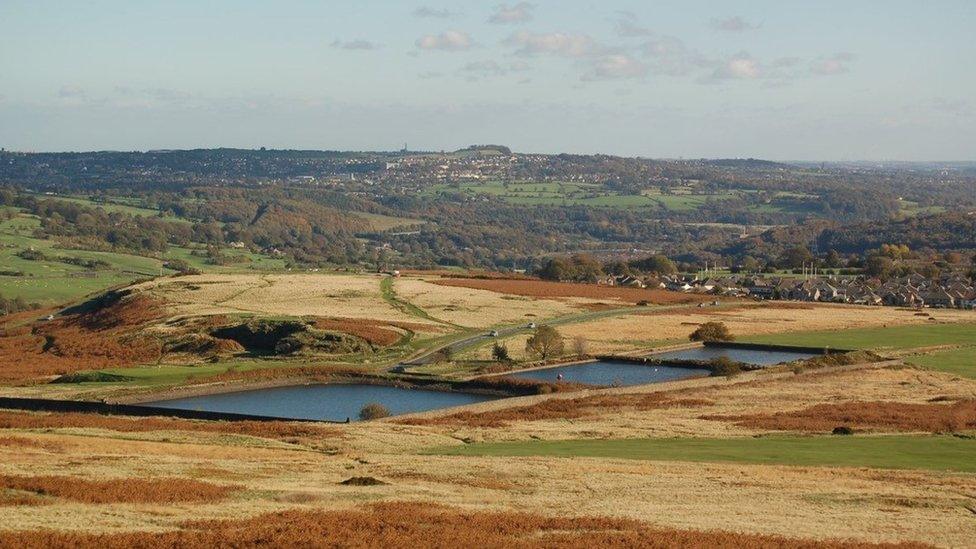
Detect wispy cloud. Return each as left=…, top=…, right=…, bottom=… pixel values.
left=711, top=16, right=759, bottom=32
left=582, top=54, right=648, bottom=81
left=640, top=36, right=709, bottom=76
left=505, top=31, right=599, bottom=58
left=458, top=59, right=531, bottom=79
left=330, top=39, right=379, bottom=50
left=413, top=6, right=457, bottom=18
left=489, top=2, right=534, bottom=24
left=416, top=30, right=474, bottom=52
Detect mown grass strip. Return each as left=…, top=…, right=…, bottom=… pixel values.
left=744, top=323, right=976, bottom=352
left=430, top=435, right=976, bottom=472
left=905, top=346, right=976, bottom=379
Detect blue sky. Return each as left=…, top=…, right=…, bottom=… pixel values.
left=1, top=1, right=974, bottom=160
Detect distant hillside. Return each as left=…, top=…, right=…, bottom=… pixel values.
left=704, top=158, right=793, bottom=169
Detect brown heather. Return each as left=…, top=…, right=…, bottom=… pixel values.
left=0, top=410, right=339, bottom=439
left=312, top=317, right=439, bottom=346
left=0, top=475, right=237, bottom=504
left=399, top=391, right=713, bottom=428
left=705, top=399, right=976, bottom=433
left=0, top=501, right=927, bottom=548
left=0, top=294, right=165, bottom=383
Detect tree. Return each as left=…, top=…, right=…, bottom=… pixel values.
left=571, top=335, right=589, bottom=359
left=778, top=246, right=814, bottom=269
left=689, top=322, right=734, bottom=342
left=491, top=342, right=510, bottom=362
left=740, top=256, right=761, bottom=273
left=865, top=255, right=894, bottom=278
left=630, top=254, right=677, bottom=275
left=358, top=403, right=390, bottom=420
left=525, top=325, right=564, bottom=361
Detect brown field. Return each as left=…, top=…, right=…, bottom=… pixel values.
left=135, top=273, right=436, bottom=325
left=0, top=475, right=237, bottom=505
left=392, top=277, right=596, bottom=327
left=557, top=302, right=976, bottom=355
left=0, top=501, right=924, bottom=549
left=312, top=317, right=438, bottom=346
left=431, top=277, right=711, bottom=305
left=706, top=399, right=976, bottom=433
left=399, top=391, right=713, bottom=428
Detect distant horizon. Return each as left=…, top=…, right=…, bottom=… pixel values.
left=1, top=145, right=972, bottom=165
left=2, top=1, right=974, bottom=161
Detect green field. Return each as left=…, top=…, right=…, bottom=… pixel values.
left=423, top=180, right=761, bottom=211
left=31, top=193, right=192, bottom=224
left=432, top=435, right=976, bottom=472
left=905, top=346, right=976, bottom=379
left=744, top=323, right=976, bottom=352
left=0, top=213, right=172, bottom=304
left=351, top=212, right=425, bottom=232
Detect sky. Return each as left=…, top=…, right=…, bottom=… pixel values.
left=1, top=1, right=974, bottom=160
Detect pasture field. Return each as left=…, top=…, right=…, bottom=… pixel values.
left=745, top=322, right=976, bottom=351
left=422, top=180, right=741, bottom=210
left=906, top=346, right=976, bottom=379
left=350, top=211, right=425, bottom=232
left=432, top=435, right=976, bottom=472
left=556, top=302, right=976, bottom=355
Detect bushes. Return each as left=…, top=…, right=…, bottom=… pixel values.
left=359, top=403, right=390, bottom=420
left=0, top=474, right=238, bottom=504
left=708, top=357, right=742, bottom=377
left=689, top=322, right=734, bottom=342
left=212, top=319, right=371, bottom=356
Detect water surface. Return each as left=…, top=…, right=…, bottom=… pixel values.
left=509, top=361, right=707, bottom=387
left=650, top=346, right=817, bottom=366
left=147, top=383, right=498, bottom=422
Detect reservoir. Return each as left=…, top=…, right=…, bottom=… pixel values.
left=508, top=360, right=708, bottom=387
left=649, top=345, right=818, bottom=366
left=146, top=383, right=499, bottom=422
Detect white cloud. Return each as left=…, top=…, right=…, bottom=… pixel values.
left=505, top=31, right=597, bottom=58
left=489, top=2, right=534, bottom=24
left=582, top=54, right=648, bottom=81
left=810, top=52, right=854, bottom=75
left=708, top=53, right=763, bottom=80
left=711, top=16, right=758, bottom=32
left=416, top=30, right=474, bottom=51
left=331, top=39, right=379, bottom=50
left=459, top=60, right=531, bottom=79
left=413, top=6, right=456, bottom=18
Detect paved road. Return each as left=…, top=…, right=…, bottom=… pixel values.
left=399, top=325, right=528, bottom=366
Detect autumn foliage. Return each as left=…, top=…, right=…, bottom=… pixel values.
left=312, top=317, right=434, bottom=346
left=0, top=501, right=924, bottom=548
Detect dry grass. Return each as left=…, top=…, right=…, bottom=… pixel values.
left=0, top=501, right=924, bottom=548
left=137, top=273, right=431, bottom=324
left=312, top=317, right=437, bottom=346
left=0, top=435, right=63, bottom=452
left=185, top=364, right=368, bottom=386
left=558, top=303, right=973, bottom=355
left=0, top=410, right=338, bottom=440
left=0, top=474, right=237, bottom=504
left=432, top=277, right=710, bottom=305
left=399, top=391, right=713, bottom=428
left=393, top=277, right=590, bottom=327
left=705, top=399, right=976, bottom=433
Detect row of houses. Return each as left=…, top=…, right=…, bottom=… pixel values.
left=602, top=273, right=976, bottom=309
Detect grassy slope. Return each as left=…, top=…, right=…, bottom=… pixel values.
left=433, top=435, right=976, bottom=472
left=0, top=214, right=170, bottom=303
left=905, top=346, right=976, bottom=379
left=744, top=323, right=976, bottom=351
